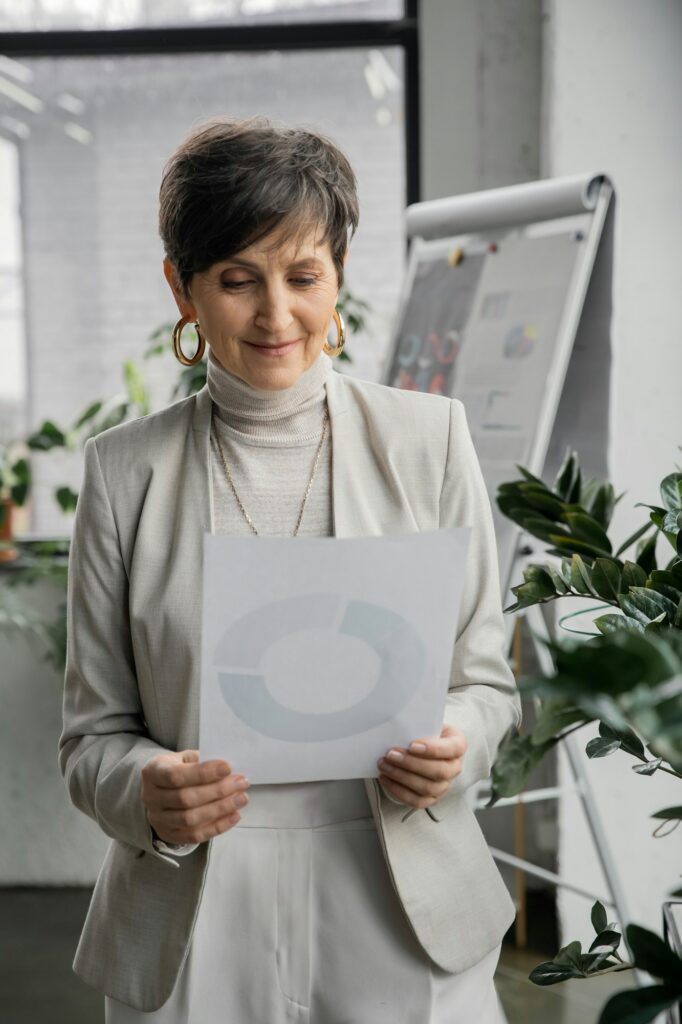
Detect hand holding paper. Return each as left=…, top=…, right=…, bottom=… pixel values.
left=377, top=722, right=468, bottom=811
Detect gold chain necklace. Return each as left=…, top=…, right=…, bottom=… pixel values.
left=211, top=406, right=329, bottom=536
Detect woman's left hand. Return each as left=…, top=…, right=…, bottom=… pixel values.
left=377, top=723, right=467, bottom=810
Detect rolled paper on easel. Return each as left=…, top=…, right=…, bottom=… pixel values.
left=406, top=172, right=610, bottom=240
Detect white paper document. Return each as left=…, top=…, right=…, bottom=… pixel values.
left=199, top=528, right=471, bottom=783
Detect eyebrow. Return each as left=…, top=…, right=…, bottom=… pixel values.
left=219, top=256, right=325, bottom=271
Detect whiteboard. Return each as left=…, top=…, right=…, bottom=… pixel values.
left=381, top=174, right=615, bottom=603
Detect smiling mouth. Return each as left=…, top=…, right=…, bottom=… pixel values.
left=243, top=339, right=301, bottom=354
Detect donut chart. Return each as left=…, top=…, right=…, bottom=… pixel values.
left=214, top=594, right=425, bottom=742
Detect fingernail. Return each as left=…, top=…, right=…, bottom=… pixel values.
left=387, top=749, right=404, bottom=762
left=234, top=794, right=248, bottom=808
left=410, top=742, right=427, bottom=753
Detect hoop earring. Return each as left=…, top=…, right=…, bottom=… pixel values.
left=323, top=308, right=346, bottom=358
left=172, top=316, right=206, bottom=366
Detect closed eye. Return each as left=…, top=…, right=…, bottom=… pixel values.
left=221, top=278, right=317, bottom=290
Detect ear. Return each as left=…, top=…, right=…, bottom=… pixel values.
left=163, top=257, right=197, bottom=319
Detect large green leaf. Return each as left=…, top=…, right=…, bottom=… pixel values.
left=554, top=940, right=584, bottom=972
left=531, top=703, right=588, bottom=744
left=517, top=483, right=567, bottom=519
left=545, top=563, right=571, bottom=595
left=621, top=588, right=678, bottom=624
left=529, top=961, right=583, bottom=985
left=586, top=735, right=621, bottom=758
left=591, top=558, right=623, bottom=600
left=660, top=473, right=682, bottom=512
left=55, top=487, right=78, bottom=514
left=27, top=420, right=67, bottom=451
left=569, top=554, right=601, bottom=597
left=9, top=457, right=30, bottom=505
left=591, top=901, right=609, bottom=935
left=488, top=734, right=556, bottom=801
left=626, top=923, right=682, bottom=981
left=554, top=449, right=582, bottom=504
left=599, top=722, right=645, bottom=758
left=636, top=533, right=658, bottom=575
left=594, top=612, right=643, bottom=635
left=505, top=564, right=562, bottom=611
left=549, top=534, right=614, bottom=560
left=517, top=465, right=550, bottom=489
left=623, top=561, right=648, bottom=589
left=72, top=400, right=103, bottom=430
left=525, top=517, right=571, bottom=543
left=587, top=483, right=616, bottom=531
left=565, top=512, right=613, bottom=554
left=599, top=985, right=682, bottom=1024
left=651, top=806, right=682, bottom=820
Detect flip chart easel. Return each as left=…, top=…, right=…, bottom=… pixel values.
left=382, top=175, right=635, bottom=954
left=382, top=172, right=615, bottom=613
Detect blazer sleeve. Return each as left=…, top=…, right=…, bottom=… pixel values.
left=438, top=399, right=522, bottom=807
left=58, top=436, right=183, bottom=867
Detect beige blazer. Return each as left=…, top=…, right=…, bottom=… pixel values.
left=59, top=367, right=521, bottom=1011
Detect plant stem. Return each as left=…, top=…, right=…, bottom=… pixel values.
left=583, top=961, right=635, bottom=978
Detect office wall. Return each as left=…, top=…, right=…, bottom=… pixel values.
left=542, top=0, right=682, bottom=940
left=419, top=0, right=542, bottom=200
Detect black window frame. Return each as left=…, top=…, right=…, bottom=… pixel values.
left=0, top=0, right=420, bottom=203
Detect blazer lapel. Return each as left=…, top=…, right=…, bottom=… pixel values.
left=324, top=368, right=420, bottom=539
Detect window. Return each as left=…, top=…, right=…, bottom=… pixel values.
left=0, top=0, right=405, bottom=31
left=0, top=5, right=416, bottom=534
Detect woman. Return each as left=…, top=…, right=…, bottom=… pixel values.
left=59, top=116, right=521, bottom=1022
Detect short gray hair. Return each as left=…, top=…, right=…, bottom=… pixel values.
left=158, top=115, right=360, bottom=297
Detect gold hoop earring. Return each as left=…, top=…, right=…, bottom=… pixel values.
left=172, top=316, right=206, bottom=366
left=323, top=308, right=346, bottom=358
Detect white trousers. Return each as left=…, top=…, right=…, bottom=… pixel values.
left=106, top=780, right=506, bottom=1024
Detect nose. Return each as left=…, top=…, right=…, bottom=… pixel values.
left=253, top=281, right=295, bottom=335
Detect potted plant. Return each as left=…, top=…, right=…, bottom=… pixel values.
left=490, top=449, right=682, bottom=1022
left=0, top=441, right=30, bottom=563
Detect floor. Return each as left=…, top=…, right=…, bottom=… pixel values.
left=0, top=887, right=637, bottom=1023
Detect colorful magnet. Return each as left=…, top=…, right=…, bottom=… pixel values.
left=447, top=247, right=464, bottom=266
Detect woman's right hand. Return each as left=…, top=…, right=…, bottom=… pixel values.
left=141, top=749, right=251, bottom=845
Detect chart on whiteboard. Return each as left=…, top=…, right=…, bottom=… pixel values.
left=456, top=232, right=581, bottom=466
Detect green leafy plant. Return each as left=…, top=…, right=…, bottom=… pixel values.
left=531, top=900, right=682, bottom=1023
left=0, top=441, right=31, bottom=529
left=0, top=540, right=69, bottom=668
left=26, top=360, right=152, bottom=514
left=499, top=450, right=682, bottom=629
left=492, top=449, right=682, bottom=1022
left=492, top=450, right=682, bottom=801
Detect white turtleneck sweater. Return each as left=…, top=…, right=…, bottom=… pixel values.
left=206, top=346, right=334, bottom=538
